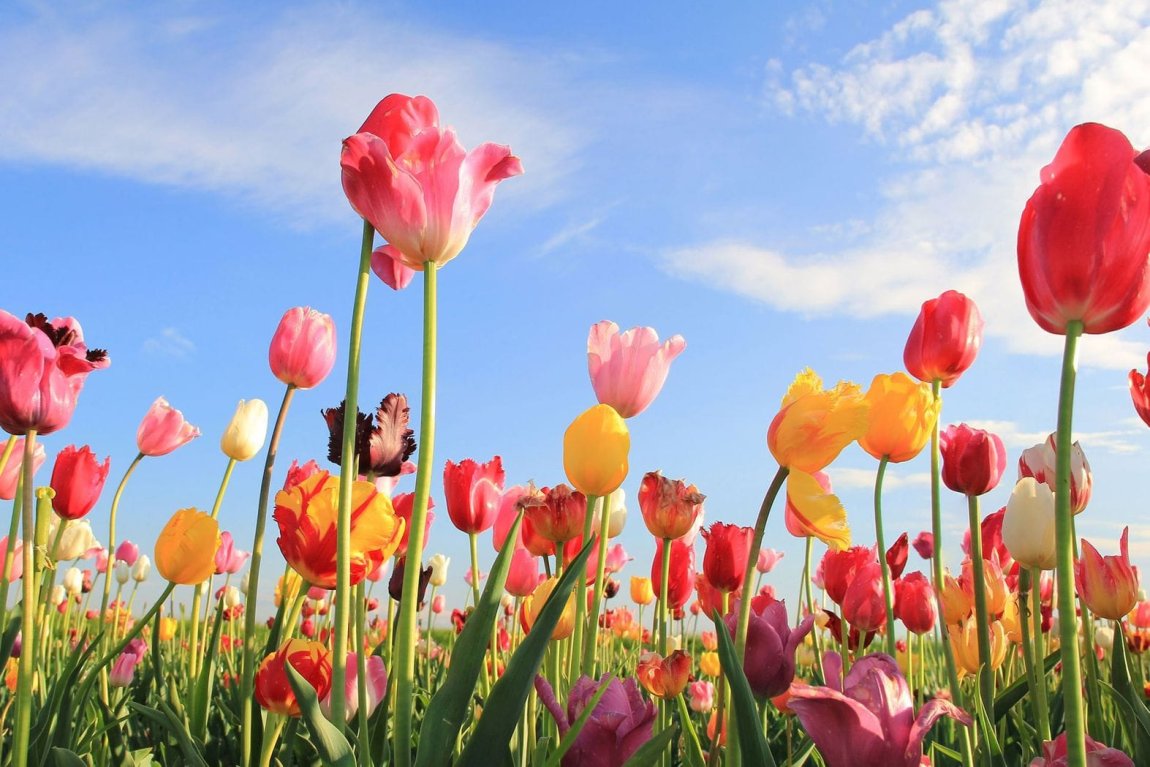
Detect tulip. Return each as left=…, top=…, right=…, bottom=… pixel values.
left=0, top=311, right=109, bottom=436
left=1130, top=351, right=1150, bottom=427
left=221, top=586, right=243, bottom=609
left=630, top=576, right=655, bottom=607
left=62, top=566, right=83, bottom=595
left=321, top=652, right=387, bottom=722
left=254, top=639, right=333, bottom=717
left=388, top=557, right=432, bottom=607
left=136, top=397, right=200, bottom=457
left=688, top=680, right=715, bottom=713
left=784, top=469, right=850, bottom=550
left=341, top=93, right=523, bottom=270
left=131, top=555, right=151, bottom=583
left=55, top=519, right=100, bottom=561
left=1077, top=527, right=1139, bottom=620
left=274, top=471, right=403, bottom=589
left=563, top=404, right=630, bottom=497
left=1029, top=732, right=1135, bottom=767
left=371, top=244, right=416, bottom=291
left=392, top=492, right=434, bottom=554
left=113, top=561, right=130, bottom=586
left=961, top=557, right=1008, bottom=616
left=638, top=471, right=704, bottom=541
left=694, top=573, right=730, bottom=619
left=214, top=532, right=250, bottom=575
left=431, top=594, right=446, bottom=614
left=521, top=577, right=576, bottom=640
left=636, top=650, right=691, bottom=700
left=651, top=538, right=695, bottom=610
left=505, top=548, right=541, bottom=598
left=159, top=617, right=178, bottom=642
left=0, top=537, right=22, bottom=582
left=154, top=509, right=221, bottom=585
left=49, top=584, right=65, bottom=607
left=701, top=522, right=754, bottom=593
left=48, top=445, right=110, bottom=520
left=0, top=438, right=45, bottom=501
left=894, top=572, right=936, bottom=634
left=268, top=307, right=337, bottom=390
left=858, top=372, right=939, bottom=463
left=903, top=290, right=984, bottom=388
left=115, top=540, right=139, bottom=567
left=699, top=651, right=721, bottom=678
left=535, top=674, right=656, bottom=767
left=586, top=321, right=686, bottom=419
left=757, top=548, right=784, bottom=574
left=109, top=638, right=148, bottom=688
left=428, top=553, right=450, bottom=587
left=886, top=532, right=909, bottom=579
left=1002, top=478, right=1057, bottom=570
left=1017, top=122, right=1150, bottom=335
left=1018, top=434, right=1092, bottom=514
left=220, top=399, right=269, bottom=461
left=596, top=487, right=627, bottom=539
left=940, top=572, right=973, bottom=625
left=841, top=562, right=886, bottom=633
left=939, top=424, right=1007, bottom=497
left=788, top=653, right=971, bottom=767
left=768, top=368, right=869, bottom=473
left=283, top=459, right=323, bottom=492
left=724, top=594, right=814, bottom=699
left=520, top=484, right=586, bottom=544
left=604, top=544, right=631, bottom=575
left=443, top=456, right=505, bottom=535
left=818, top=545, right=877, bottom=606
left=950, top=618, right=1008, bottom=678
left=911, top=531, right=934, bottom=560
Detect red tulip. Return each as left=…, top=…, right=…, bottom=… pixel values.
left=841, top=562, right=886, bottom=633
left=903, top=290, right=983, bottom=388
left=1017, top=122, right=1150, bottom=335
left=894, top=572, right=936, bottom=635
left=940, top=423, right=1006, bottom=497
left=638, top=471, right=704, bottom=541
left=519, top=484, right=586, bottom=544
left=1130, top=349, right=1150, bottom=427
left=392, top=492, right=434, bottom=554
left=651, top=537, right=694, bottom=610
left=136, top=397, right=200, bottom=457
left=961, top=507, right=1013, bottom=570
left=254, top=639, right=333, bottom=717
left=700, top=522, right=754, bottom=593
left=694, top=573, right=732, bottom=618
left=818, top=545, right=877, bottom=606
left=49, top=445, right=110, bottom=520
left=885, top=532, right=909, bottom=580
left=268, top=307, right=337, bottom=390
left=443, top=457, right=505, bottom=535
left=0, top=311, right=109, bottom=436
left=911, top=531, right=934, bottom=560
left=341, top=94, right=523, bottom=270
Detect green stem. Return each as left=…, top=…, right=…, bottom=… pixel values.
left=569, top=494, right=598, bottom=685
left=803, top=536, right=826, bottom=683
left=12, top=431, right=37, bottom=767
left=1019, top=568, right=1051, bottom=742
left=99, top=453, right=145, bottom=642
left=965, top=494, right=994, bottom=719
left=333, top=222, right=376, bottom=729
left=356, top=581, right=374, bottom=767
left=469, top=531, right=492, bottom=697
left=241, top=383, right=295, bottom=767
left=393, top=260, right=439, bottom=767
left=190, top=457, right=238, bottom=678
left=0, top=484, right=21, bottom=633
left=675, top=692, right=707, bottom=765
left=584, top=494, right=613, bottom=675
left=1053, top=320, right=1087, bottom=766
left=873, top=456, right=897, bottom=657
left=0, top=436, right=15, bottom=479
left=657, top=536, right=672, bottom=766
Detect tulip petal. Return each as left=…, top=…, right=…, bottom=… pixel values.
left=786, top=471, right=851, bottom=550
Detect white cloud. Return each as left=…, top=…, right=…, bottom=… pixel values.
left=833, top=467, right=931, bottom=491
left=663, top=0, right=1150, bottom=370
left=143, top=327, right=195, bottom=358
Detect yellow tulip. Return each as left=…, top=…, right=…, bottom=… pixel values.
left=699, top=651, right=722, bottom=678
left=950, top=617, right=1008, bottom=678
left=631, top=576, right=655, bottom=606
left=767, top=369, right=869, bottom=473
left=154, top=508, right=221, bottom=585
left=940, top=572, right=973, bottom=625
left=785, top=470, right=851, bottom=551
left=563, top=404, right=630, bottom=496
left=521, top=577, right=576, bottom=640
left=858, top=372, right=939, bottom=463
left=159, top=617, right=179, bottom=642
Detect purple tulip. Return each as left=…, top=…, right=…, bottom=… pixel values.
left=788, top=653, right=970, bottom=767
left=724, top=595, right=813, bottom=699
left=535, top=674, right=655, bottom=767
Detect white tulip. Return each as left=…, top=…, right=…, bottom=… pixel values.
left=56, top=520, right=99, bottom=561
left=114, top=560, right=131, bottom=586
left=220, top=399, right=269, bottom=462
left=429, top=554, right=450, bottom=588
left=62, top=566, right=83, bottom=595
left=1002, top=478, right=1057, bottom=570
left=131, top=555, right=151, bottom=583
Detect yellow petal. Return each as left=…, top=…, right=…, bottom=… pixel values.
left=786, top=470, right=851, bottom=551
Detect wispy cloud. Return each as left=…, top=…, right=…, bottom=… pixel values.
left=143, top=327, right=195, bottom=358
left=833, top=467, right=931, bottom=491
left=661, top=0, right=1150, bottom=370
left=538, top=215, right=606, bottom=257
left=964, top=418, right=1142, bottom=453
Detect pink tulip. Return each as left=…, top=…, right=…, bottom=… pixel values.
left=321, top=652, right=387, bottom=722
left=109, top=638, right=148, bottom=688
left=268, top=307, right=337, bottom=390
left=371, top=244, right=416, bottom=291
left=0, top=537, right=23, bottom=581
left=586, top=321, right=686, bottom=419
left=505, top=547, right=542, bottom=598
left=341, top=94, right=523, bottom=269
left=1029, top=732, right=1134, bottom=766
left=136, top=397, right=200, bottom=457
left=393, top=492, right=435, bottom=554
left=49, top=445, right=110, bottom=520
left=443, top=457, right=505, bottom=535
left=214, top=531, right=251, bottom=575
left=114, top=540, right=139, bottom=568
left=841, top=562, right=886, bottom=633
left=911, top=531, right=934, bottom=560
left=535, top=674, right=655, bottom=767
left=492, top=485, right=530, bottom=552
left=0, top=437, right=46, bottom=500
left=756, top=548, right=784, bottom=574
left=788, top=653, right=971, bottom=767
left=604, top=544, right=632, bottom=575
left=688, top=680, right=715, bottom=713
left=94, top=547, right=108, bottom=574
left=1077, top=527, right=1139, bottom=620
left=283, top=459, right=323, bottom=491
left=0, top=311, right=109, bottom=436
left=464, top=568, right=486, bottom=587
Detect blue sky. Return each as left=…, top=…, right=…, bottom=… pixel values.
left=3, top=0, right=1150, bottom=618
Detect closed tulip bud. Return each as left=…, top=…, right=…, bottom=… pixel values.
left=254, top=639, right=333, bottom=717
left=443, top=457, right=505, bottom=535
left=432, top=594, right=446, bottom=614
left=563, top=404, right=630, bottom=497
left=699, top=651, right=721, bottom=678
left=136, top=397, right=200, bottom=457
left=214, top=531, right=250, bottom=575
left=56, top=519, right=99, bottom=562
left=912, top=531, right=934, bottom=560
left=818, top=545, right=877, bottom=606
left=109, top=639, right=147, bottom=688
left=63, top=566, right=83, bottom=595
left=903, top=290, right=984, bottom=388
left=757, top=548, right=784, bottom=574
left=701, top=522, right=754, bottom=593
left=1002, top=478, right=1057, bottom=570
left=521, top=577, right=576, bottom=640
left=603, top=488, right=627, bottom=538
left=159, top=617, right=178, bottom=642
left=220, top=399, right=269, bottom=461
left=841, top=562, right=886, bottom=633
left=427, top=554, right=450, bottom=587
left=637, top=650, right=691, bottom=700
left=651, top=538, right=695, bottom=610
left=49, top=445, right=110, bottom=520
left=505, top=548, right=541, bottom=598
left=154, top=508, right=221, bottom=585
left=115, top=540, right=139, bottom=567
left=638, top=471, right=704, bottom=541
left=940, top=424, right=1007, bottom=496
left=894, top=572, right=936, bottom=635
left=113, top=560, right=130, bottom=586
left=631, top=576, right=655, bottom=606
left=268, top=307, right=337, bottom=390
left=50, top=584, right=66, bottom=607
left=1078, top=528, right=1140, bottom=620
left=858, top=372, right=939, bottom=463
left=723, top=594, right=813, bottom=699
left=1019, top=434, right=1092, bottom=514
left=131, top=555, right=151, bottom=583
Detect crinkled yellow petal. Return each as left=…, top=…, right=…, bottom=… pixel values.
left=786, top=470, right=851, bottom=551
left=780, top=368, right=823, bottom=408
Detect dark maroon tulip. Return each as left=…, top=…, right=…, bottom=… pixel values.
left=724, top=594, right=813, bottom=699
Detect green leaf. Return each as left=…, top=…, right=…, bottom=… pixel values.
left=711, top=609, right=775, bottom=767
left=126, top=702, right=208, bottom=767
left=189, top=594, right=228, bottom=739
left=46, top=748, right=86, bottom=767
left=993, top=647, right=1059, bottom=722
left=416, top=512, right=524, bottom=767
left=1110, top=631, right=1150, bottom=761
left=543, top=674, right=614, bottom=767
left=971, top=667, right=1007, bottom=767
left=456, top=538, right=596, bottom=767
left=285, top=663, right=355, bottom=767
left=621, top=725, right=679, bottom=767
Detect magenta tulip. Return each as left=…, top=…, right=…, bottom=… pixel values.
left=49, top=445, right=110, bottom=520
left=0, top=437, right=46, bottom=501
left=586, top=321, right=686, bottom=418
left=1029, top=733, right=1134, bottom=766
left=341, top=94, right=523, bottom=269
left=215, top=531, right=251, bottom=575
left=114, top=540, right=139, bottom=568
left=136, top=397, right=200, bottom=457
left=940, top=423, right=1007, bottom=496
left=268, top=307, right=337, bottom=390
left=535, top=674, right=655, bottom=767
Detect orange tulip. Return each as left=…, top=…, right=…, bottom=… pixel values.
left=857, top=373, right=939, bottom=463
left=638, top=471, right=704, bottom=540
left=637, top=650, right=691, bottom=700
left=630, top=576, right=655, bottom=606
left=154, top=508, right=220, bottom=585
left=254, top=639, right=333, bottom=717
left=767, top=369, right=869, bottom=473
left=273, top=471, right=404, bottom=589
left=520, top=577, right=576, bottom=640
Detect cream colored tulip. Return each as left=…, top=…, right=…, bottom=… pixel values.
left=1002, top=477, right=1057, bottom=570
left=428, top=554, right=450, bottom=588
left=220, top=398, right=269, bottom=461
left=56, top=519, right=99, bottom=561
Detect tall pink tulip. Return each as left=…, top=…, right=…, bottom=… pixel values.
left=340, top=94, right=523, bottom=269
left=215, top=531, right=251, bottom=575
left=1017, top=123, right=1150, bottom=335
left=114, top=540, right=139, bottom=567
left=268, top=307, right=337, bottom=390
left=505, top=547, right=542, bottom=598
left=49, top=445, right=110, bottom=520
left=586, top=321, right=686, bottom=418
left=0, top=438, right=46, bottom=500
left=136, top=397, right=200, bottom=457
left=903, top=290, right=983, bottom=388
left=0, top=311, right=109, bottom=436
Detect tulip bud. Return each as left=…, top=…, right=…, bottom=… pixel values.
left=136, top=397, right=200, bottom=457
left=688, top=680, right=715, bottom=713
left=50, top=584, right=66, bottom=606
left=701, top=522, right=754, bottom=593
left=56, top=520, right=99, bottom=562
left=49, top=445, right=110, bottom=520
left=428, top=554, right=450, bottom=588
left=220, top=399, right=269, bottom=461
left=154, top=508, right=221, bottom=585
left=268, top=307, right=337, bottom=390
left=113, top=560, right=130, bottom=586
left=521, top=577, right=576, bottom=640
left=637, top=650, right=691, bottom=700
left=63, top=566, right=83, bottom=595
left=131, top=555, right=151, bottom=583
left=432, top=594, right=446, bottom=614
left=1002, top=478, right=1057, bottom=570
left=563, top=404, right=630, bottom=497
left=903, top=290, right=984, bottom=388
left=115, top=540, right=139, bottom=567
